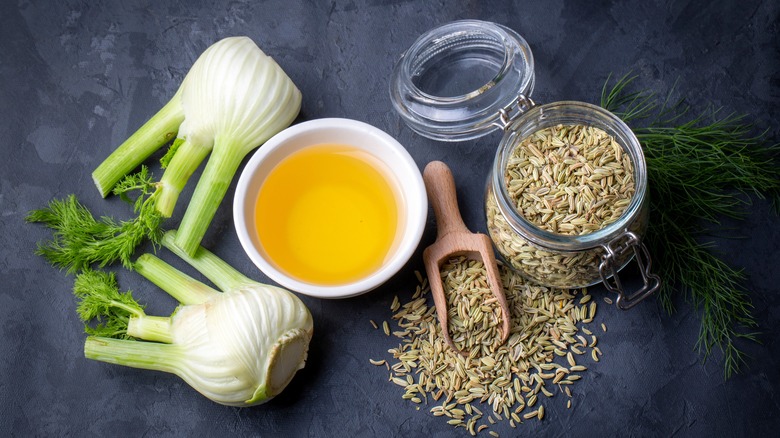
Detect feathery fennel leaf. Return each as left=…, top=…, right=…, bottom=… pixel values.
left=74, top=269, right=146, bottom=339
left=159, top=137, right=185, bottom=169
left=600, top=73, right=779, bottom=378
left=26, top=166, right=164, bottom=273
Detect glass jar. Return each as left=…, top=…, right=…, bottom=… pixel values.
left=390, top=20, right=660, bottom=309
left=485, top=101, right=659, bottom=308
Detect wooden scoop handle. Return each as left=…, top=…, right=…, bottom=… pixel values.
left=423, top=161, right=471, bottom=239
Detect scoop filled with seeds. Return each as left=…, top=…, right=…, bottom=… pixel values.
left=421, top=161, right=511, bottom=354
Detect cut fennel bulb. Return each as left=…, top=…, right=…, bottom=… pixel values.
left=81, top=230, right=314, bottom=407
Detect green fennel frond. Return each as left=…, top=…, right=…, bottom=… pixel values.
left=600, top=73, right=779, bottom=378
left=27, top=168, right=165, bottom=273
left=112, top=165, right=156, bottom=207
left=74, top=269, right=146, bottom=339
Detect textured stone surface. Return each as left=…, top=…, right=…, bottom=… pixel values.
left=2, top=0, right=778, bottom=436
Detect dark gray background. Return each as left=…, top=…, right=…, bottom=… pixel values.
left=2, top=1, right=778, bottom=436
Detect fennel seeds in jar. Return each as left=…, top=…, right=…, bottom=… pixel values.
left=486, top=105, right=650, bottom=292
left=504, top=124, right=634, bottom=235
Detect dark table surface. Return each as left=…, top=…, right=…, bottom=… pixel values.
left=2, top=1, right=779, bottom=436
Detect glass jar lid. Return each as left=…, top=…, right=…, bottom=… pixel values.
left=390, top=20, right=536, bottom=142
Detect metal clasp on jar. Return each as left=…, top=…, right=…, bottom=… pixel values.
left=599, top=230, right=661, bottom=309
left=493, top=94, right=536, bottom=131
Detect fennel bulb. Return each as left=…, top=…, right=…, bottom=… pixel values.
left=92, top=36, right=302, bottom=256
left=80, top=230, right=313, bottom=407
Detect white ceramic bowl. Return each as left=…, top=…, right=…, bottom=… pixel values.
left=233, top=118, right=428, bottom=299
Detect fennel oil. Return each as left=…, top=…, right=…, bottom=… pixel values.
left=255, top=144, right=400, bottom=285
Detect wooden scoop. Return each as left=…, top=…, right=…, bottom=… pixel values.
left=422, top=161, right=511, bottom=354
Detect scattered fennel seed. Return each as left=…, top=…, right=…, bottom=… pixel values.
left=372, top=256, right=604, bottom=434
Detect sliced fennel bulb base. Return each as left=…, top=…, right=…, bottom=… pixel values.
left=255, top=327, right=311, bottom=403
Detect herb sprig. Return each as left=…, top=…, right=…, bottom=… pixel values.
left=601, top=74, right=780, bottom=378
left=26, top=166, right=164, bottom=273
left=74, top=269, right=145, bottom=339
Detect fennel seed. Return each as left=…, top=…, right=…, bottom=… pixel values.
left=374, top=256, right=604, bottom=434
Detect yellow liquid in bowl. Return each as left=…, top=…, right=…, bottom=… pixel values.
left=255, top=144, right=400, bottom=285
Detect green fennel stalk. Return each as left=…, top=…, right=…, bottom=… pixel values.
left=600, top=74, right=780, bottom=378
left=92, top=90, right=184, bottom=198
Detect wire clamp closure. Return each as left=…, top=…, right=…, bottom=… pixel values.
left=599, top=230, right=660, bottom=309
left=494, top=94, right=536, bottom=131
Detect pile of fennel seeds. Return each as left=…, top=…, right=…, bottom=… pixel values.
left=370, top=256, right=603, bottom=436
